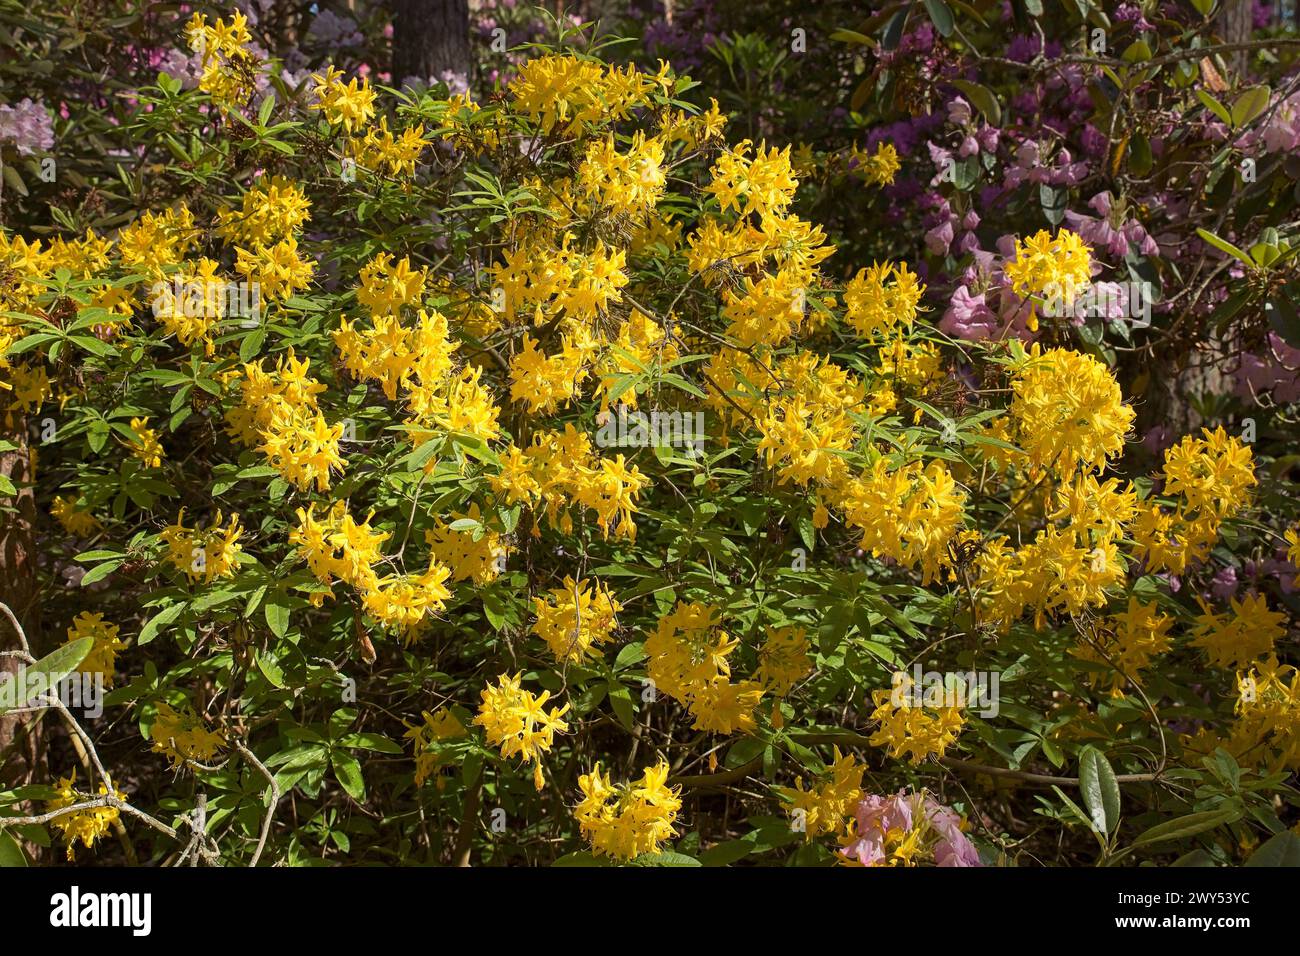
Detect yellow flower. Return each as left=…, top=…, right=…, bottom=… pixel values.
left=708, top=139, right=798, bottom=219
left=349, top=117, right=427, bottom=178
left=574, top=760, right=681, bottom=861
left=509, top=55, right=654, bottom=135
left=531, top=577, right=622, bottom=663
left=843, top=261, right=924, bottom=339
left=1072, top=598, right=1173, bottom=696
left=51, top=494, right=101, bottom=537
left=234, top=236, right=315, bottom=301
left=778, top=748, right=862, bottom=838
left=474, top=673, right=570, bottom=790
left=867, top=677, right=966, bottom=764
left=405, top=708, right=467, bottom=786
left=125, top=417, right=165, bottom=468
left=1003, top=227, right=1093, bottom=310
left=1190, top=593, right=1286, bottom=670
left=216, top=176, right=311, bottom=247
left=855, top=141, right=902, bottom=186
left=149, top=701, right=225, bottom=769
left=577, top=132, right=667, bottom=220
left=756, top=626, right=812, bottom=696
left=425, top=506, right=507, bottom=586
left=310, top=66, right=378, bottom=133
left=65, top=612, right=127, bottom=687
left=1008, top=347, right=1134, bottom=475
left=160, top=508, right=244, bottom=584
left=45, top=773, right=125, bottom=861
left=185, top=11, right=260, bottom=111
left=646, top=602, right=763, bottom=734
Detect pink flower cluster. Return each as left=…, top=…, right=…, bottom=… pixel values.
left=840, top=789, right=981, bottom=867
left=0, top=98, right=54, bottom=155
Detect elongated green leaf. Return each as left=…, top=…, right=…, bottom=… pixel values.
left=1079, top=747, right=1121, bottom=834
left=1131, top=807, right=1241, bottom=848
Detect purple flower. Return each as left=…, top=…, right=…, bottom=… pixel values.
left=0, top=98, right=54, bottom=155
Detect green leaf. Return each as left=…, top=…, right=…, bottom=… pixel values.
left=1196, top=89, right=1232, bottom=126
left=922, top=0, right=954, bottom=36
left=264, top=600, right=290, bottom=638
left=634, top=850, right=699, bottom=867
left=1079, top=747, right=1121, bottom=834
left=331, top=751, right=366, bottom=801
left=697, top=838, right=754, bottom=866
left=139, top=603, right=184, bottom=646
left=0, top=831, right=27, bottom=867
left=553, top=850, right=611, bottom=866
left=1131, top=807, right=1241, bottom=848
left=78, top=560, right=122, bottom=586
left=608, top=682, right=635, bottom=732
left=1245, top=830, right=1300, bottom=866
left=1196, top=228, right=1254, bottom=267
left=0, top=638, right=93, bottom=717
left=1231, top=86, right=1271, bottom=128
left=255, top=651, right=286, bottom=689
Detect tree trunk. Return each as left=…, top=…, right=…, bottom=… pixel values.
left=0, top=415, right=45, bottom=860
left=1220, top=0, right=1254, bottom=75
left=391, top=0, right=471, bottom=88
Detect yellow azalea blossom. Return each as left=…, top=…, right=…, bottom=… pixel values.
left=574, top=760, right=681, bottom=861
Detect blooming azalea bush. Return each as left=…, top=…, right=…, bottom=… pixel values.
left=0, top=4, right=1298, bottom=869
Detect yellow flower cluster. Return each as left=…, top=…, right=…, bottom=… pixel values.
left=125, top=416, right=165, bottom=469
left=118, top=205, right=198, bottom=275
left=1003, top=227, right=1093, bottom=326
left=226, top=351, right=344, bottom=492
left=349, top=117, right=427, bottom=178
left=1072, top=598, right=1174, bottom=696
left=867, top=677, right=966, bottom=764
left=51, top=494, right=101, bottom=537
left=160, top=508, right=244, bottom=584
left=185, top=11, right=260, bottom=111
left=574, top=760, right=681, bottom=861
left=45, top=773, right=124, bottom=861
left=65, top=612, right=127, bottom=687
left=474, top=673, right=570, bottom=790
left=150, top=702, right=225, bottom=769
left=404, top=708, right=467, bottom=787
left=645, top=602, right=764, bottom=735
left=577, top=132, right=667, bottom=221
left=310, top=66, right=377, bottom=133
left=290, top=501, right=452, bottom=639
left=151, top=257, right=226, bottom=349
left=755, top=625, right=812, bottom=697
left=1132, top=427, right=1257, bottom=574
left=425, top=507, right=507, bottom=586
left=1190, top=592, right=1287, bottom=671
left=489, top=426, right=650, bottom=539
left=216, top=176, right=312, bottom=247
left=833, top=458, right=968, bottom=584
left=1008, top=347, right=1134, bottom=475
left=1185, top=656, right=1300, bottom=773
left=854, top=141, right=902, bottom=186
left=779, top=748, right=863, bottom=838
left=234, top=235, right=315, bottom=301
left=508, top=55, right=660, bottom=135
left=531, top=577, right=622, bottom=663
left=843, top=261, right=924, bottom=339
